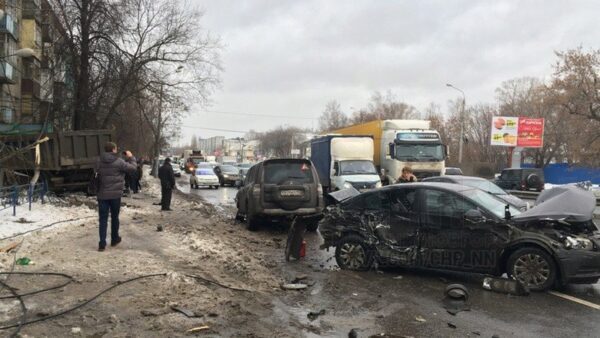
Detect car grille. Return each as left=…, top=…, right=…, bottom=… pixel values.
left=350, top=182, right=377, bottom=190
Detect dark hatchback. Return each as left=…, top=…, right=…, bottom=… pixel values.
left=319, top=183, right=600, bottom=291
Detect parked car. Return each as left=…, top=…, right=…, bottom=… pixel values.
left=422, top=175, right=528, bottom=211
left=190, top=168, right=220, bottom=189
left=235, top=159, right=324, bottom=231
left=444, top=167, right=463, bottom=175
left=495, top=168, right=544, bottom=191
left=319, top=183, right=600, bottom=291
left=213, top=164, right=241, bottom=186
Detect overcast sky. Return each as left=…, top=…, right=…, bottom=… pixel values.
left=179, top=0, right=599, bottom=143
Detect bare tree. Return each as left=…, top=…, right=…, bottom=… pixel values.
left=349, top=90, right=419, bottom=124
left=551, top=48, right=600, bottom=122
left=318, top=100, right=349, bottom=132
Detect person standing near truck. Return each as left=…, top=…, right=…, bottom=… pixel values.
left=396, top=166, right=417, bottom=183
left=96, top=142, right=137, bottom=251
left=158, top=158, right=176, bottom=211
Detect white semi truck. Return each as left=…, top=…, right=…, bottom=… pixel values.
left=332, top=120, right=447, bottom=183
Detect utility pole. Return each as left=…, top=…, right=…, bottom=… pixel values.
left=151, top=83, right=163, bottom=177
left=446, top=84, right=466, bottom=164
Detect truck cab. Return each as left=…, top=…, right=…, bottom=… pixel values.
left=311, top=135, right=381, bottom=192
left=382, top=121, right=447, bottom=182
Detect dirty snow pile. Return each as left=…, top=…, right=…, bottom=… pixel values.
left=0, top=199, right=96, bottom=239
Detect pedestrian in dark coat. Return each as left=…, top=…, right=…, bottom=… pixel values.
left=158, top=157, right=176, bottom=211
left=134, top=158, right=144, bottom=192
left=96, top=142, right=137, bottom=251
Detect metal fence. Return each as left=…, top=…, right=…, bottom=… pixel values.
left=0, top=181, right=47, bottom=216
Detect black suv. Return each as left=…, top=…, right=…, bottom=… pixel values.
left=495, top=168, right=544, bottom=191
left=235, top=159, right=324, bottom=231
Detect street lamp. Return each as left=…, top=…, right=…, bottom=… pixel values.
left=446, top=83, right=466, bottom=164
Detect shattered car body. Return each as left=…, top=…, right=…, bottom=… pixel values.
left=319, top=183, right=600, bottom=290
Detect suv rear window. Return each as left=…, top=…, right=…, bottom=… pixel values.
left=264, top=161, right=314, bottom=184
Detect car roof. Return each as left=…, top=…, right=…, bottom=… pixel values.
left=263, top=158, right=311, bottom=164
left=425, top=175, right=487, bottom=183
left=379, top=182, right=475, bottom=193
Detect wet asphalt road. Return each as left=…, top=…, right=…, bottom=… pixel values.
left=178, top=175, right=600, bottom=337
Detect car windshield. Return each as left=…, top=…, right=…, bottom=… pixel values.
left=395, top=143, right=444, bottom=162
left=238, top=163, right=252, bottom=168
left=239, top=168, right=249, bottom=175
left=264, top=161, right=314, bottom=184
left=196, top=169, right=214, bottom=176
left=462, top=188, right=522, bottom=219
left=458, top=179, right=507, bottom=195
left=340, top=160, right=377, bottom=175
left=192, top=159, right=204, bottom=164
left=220, top=165, right=238, bottom=174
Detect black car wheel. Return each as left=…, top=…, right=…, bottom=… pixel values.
left=507, top=247, right=557, bottom=291
left=335, top=235, right=373, bottom=271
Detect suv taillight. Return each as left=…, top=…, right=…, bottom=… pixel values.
left=318, top=184, right=323, bottom=194
left=252, top=185, right=261, bottom=196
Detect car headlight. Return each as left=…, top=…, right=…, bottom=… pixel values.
left=343, top=182, right=353, bottom=189
left=564, top=236, right=594, bottom=250
left=223, top=174, right=229, bottom=178
left=375, top=181, right=382, bottom=188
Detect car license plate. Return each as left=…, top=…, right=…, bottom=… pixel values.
left=281, top=190, right=303, bottom=197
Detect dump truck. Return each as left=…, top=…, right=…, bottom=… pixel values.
left=0, top=124, right=114, bottom=191
left=310, top=135, right=381, bottom=192
left=331, top=120, right=447, bottom=182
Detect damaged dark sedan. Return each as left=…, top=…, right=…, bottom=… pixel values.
left=319, top=183, right=600, bottom=291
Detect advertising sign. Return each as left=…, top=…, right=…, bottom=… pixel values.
left=490, top=116, right=544, bottom=148
left=491, top=116, right=519, bottom=146
left=517, top=118, right=544, bottom=148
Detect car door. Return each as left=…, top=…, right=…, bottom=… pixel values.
left=418, top=188, right=508, bottom=273
left=385, top=187, right=420, bottom=266
left=417, top=188, right=478, bottom=271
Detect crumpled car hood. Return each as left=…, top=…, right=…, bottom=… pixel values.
left=512, top=185, right=596, bottom=224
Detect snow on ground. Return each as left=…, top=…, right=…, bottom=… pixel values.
left=0, top=198, right=97, bottom=239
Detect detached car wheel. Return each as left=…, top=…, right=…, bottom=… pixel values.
left=335, top=235, right=373, bottom=271
left=507, top=247, right=557, bottom=291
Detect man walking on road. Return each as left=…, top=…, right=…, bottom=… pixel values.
left=96, top=142, right=137, bottom=251
left=158, top=157, right=176, bottom=211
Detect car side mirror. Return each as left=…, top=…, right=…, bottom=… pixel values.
left=444, top=144, right=450, bottom=160
left=465, top=209, right=485, bottom=223
left=388, top=143, right=395, bottom=159
left=331, top=168, right=337, bottom=176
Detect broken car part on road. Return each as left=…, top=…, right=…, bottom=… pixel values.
left=319, top=183, right=600, bottom=291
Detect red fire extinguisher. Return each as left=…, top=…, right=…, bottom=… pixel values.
left=299, top=240, right=306, bottom=258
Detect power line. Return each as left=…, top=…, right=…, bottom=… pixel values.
left=180, top=125, right=247, bottom=133
left=198, top=109, right=316, bottom=120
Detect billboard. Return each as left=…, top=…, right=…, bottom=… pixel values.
left=491, top=116, right=544, bottom=148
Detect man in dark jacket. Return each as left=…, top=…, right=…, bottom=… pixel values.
left=158, top=158, right=176, bottom=211
left=96, top=142, right=137, bottom=251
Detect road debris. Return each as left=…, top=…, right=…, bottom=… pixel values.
left=171, top=305, right=199, bottom=318
left=71, top=327, right=82, bottom=334
left=186, top=325, right=210, bottom=333
left=415, top=315, right=426, bottom=322
left=348, top=328, right=358, bottom=338
left=16, top=257, right=31, bottom=265
left=281, top=283, right=308, bottom=290
left=307, top=309, right=326, bottom=321
left=443, top=284, right=470, bottom=315
left=482, top=277, right=529, bottom=296
left=156, top=224, right=164, bottom=232
left=0, top=242, right=19, bottom=253
left=392, top=275, right=403, bottom=280
left=447, top=322, right=457, bottom=329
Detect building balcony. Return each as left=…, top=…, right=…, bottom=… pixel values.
left=23, top=0, right=43, bottom=23
left=0, top=62, right=17, bottom=83
left=21, top=79, right=42, bottom=99
left=0, top=15, right=19, bottom=40
left=0, top=107, right=15, bottom=124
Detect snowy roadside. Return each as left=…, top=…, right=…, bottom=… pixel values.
left=0, top=197, right=97, bottom=239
